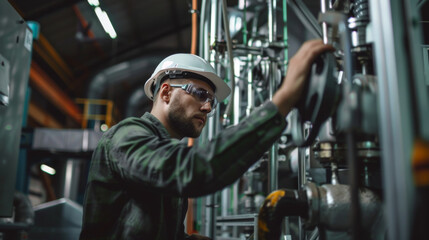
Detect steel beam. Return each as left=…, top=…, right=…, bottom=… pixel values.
left=29, top=62, right=82, bottom=125
left=28, top=102, right=63, bottom=128
left=33, top=34, right=75, bottom=90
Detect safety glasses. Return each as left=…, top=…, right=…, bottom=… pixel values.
left=170, top=83, right=218, bottom=115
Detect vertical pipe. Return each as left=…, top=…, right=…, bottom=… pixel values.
left=268, top=61, right=279, bottom=192
left=186, top=0, right=199, bottom=233
left=205, top=1, right=221, bottom=238
left=205, top=194, right=216, bottom=238
left=209, top=0, right=219, bottom=66
left=268, top=0, right=277, bottom=43
left=282, top=0, right=288, bottom=72
left=232, top=58, right=241, bottom=224
left=221, top=0, right=236, bottom=124
left=297, top=147, right=307, bottom=240
left=370, top=1, right=416, bottom=239
left=199, top=0, right=207, bottom=58
left=233, top=58, right=241, bottom=124
left=246, top=40, right=254, bottom=116
left=338, top=16, right=362, bottom=240
left=267, top=0, right=279, bottom=193
left=320, top=0, right=329, bottom=44
left=346, top=133, right=362, bottom=240
left=221, top=188, right=229, bottom=237
left=242, top=0, right=248, bottom=46
left=191, top=0, right=198, bottom=55
left=297, top=148, right=307, bottom=189
left=63, top=159, right=80, bottom=201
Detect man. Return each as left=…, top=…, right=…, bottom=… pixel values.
left=80, top=39, right=333, bottom=240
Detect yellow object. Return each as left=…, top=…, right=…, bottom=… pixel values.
left=412, top=139, right=429, bottom=186
left=76, top=98, right=114, bottom=129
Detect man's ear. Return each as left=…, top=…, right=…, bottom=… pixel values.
left=159, top=83, right=171, bottom=103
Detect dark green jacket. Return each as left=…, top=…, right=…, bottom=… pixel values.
left=80, top=101, right=286, bottom=240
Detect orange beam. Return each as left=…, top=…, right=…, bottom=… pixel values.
left=34, top=34, right=76, bottom=90
left=29, top=62, right=82, bottom=125
left=28, top=102, right=63, bottom=128
left=38, top=34, right=74, bottom=79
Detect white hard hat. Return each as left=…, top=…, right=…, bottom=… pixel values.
left=144, top=53, right=231, bottom=102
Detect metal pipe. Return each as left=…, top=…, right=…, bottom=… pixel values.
left=304, top=183, right=383, bottom=234
left=242, top=0, right=248, bottom=45
left=269, top=143, right=279, bottom=192
left=418, top=0, right=427, bottom=8
left=268, top=61, right=279, bottom=192
left=297, top=147, right=308, bottom=189
left=221, top=0, right=236, bottom=125
left=370, top=0, right=417, bottom=239
left=268, top=0, right=277, bottom=43
left=246, top=39, right=255, bottom=116
left=204, top=2, right=221, bottom=237
left=288, top=0, right=323, bottom=38
left=209, top=0, right=218, bottom=64
left=320, top=0, right=329, bottom=44
left=346, top=133, right=362, bottom=240
left=199, top=0, right=208, bottom=59
left=233, top=58, right=241, bottom=124
left=282, top=0, right=289, bottom=72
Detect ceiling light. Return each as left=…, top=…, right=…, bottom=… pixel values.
left=94, top=7, right=117, bottom=39
left=40, top=164, right=56, bottom=175
left=87, top=0, right=100, bottom=7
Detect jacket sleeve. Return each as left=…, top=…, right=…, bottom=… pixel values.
left=109, top=101, right=286, bottom=198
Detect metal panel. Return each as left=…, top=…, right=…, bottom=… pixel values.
left=0, top=54, right=10, bottom=106
left=0, top=0, right=33, bottom=217
left=32, top=128, right=102, bottom=153
left=370, top=0, right=416, bottom=239
left=29, top=198, right=82, bottom=240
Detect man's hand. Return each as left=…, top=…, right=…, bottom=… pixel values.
left=272, top=39, right=334, bottom=117
left=187, top=233, right=212, bottom=240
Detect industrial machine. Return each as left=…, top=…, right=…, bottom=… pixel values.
left=196, top=0, right=429, bottom=239
left=1, top=0, right=428, bottom=240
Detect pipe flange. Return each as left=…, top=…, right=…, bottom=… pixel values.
left=303, top=182, right=320, bottom=228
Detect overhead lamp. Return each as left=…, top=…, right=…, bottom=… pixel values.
left=87, top=0, right=100, bottom=7
left=94, top=7, right=117, bottom=39
left=40, top=164, right=56, bottom=175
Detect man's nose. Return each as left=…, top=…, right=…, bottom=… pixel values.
left=200, top=101, right=212, bottom=112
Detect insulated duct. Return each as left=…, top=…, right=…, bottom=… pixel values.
left=86, top=54, right=167, bottom=122
left=304, top=182, right=384, bottom=238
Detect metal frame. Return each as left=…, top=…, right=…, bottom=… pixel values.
left=370, top=0, right=416, bottom=239
left=423, top=45, right=429, bottom=86
left=216, top=214, right=259, bottom=240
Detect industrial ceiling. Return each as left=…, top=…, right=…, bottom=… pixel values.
left=6, top=0, right=429, bottom=129
left=8, top=0, right=202, bottom=128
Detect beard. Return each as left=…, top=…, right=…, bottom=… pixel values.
left=168, top=99, right=202, bottom=138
